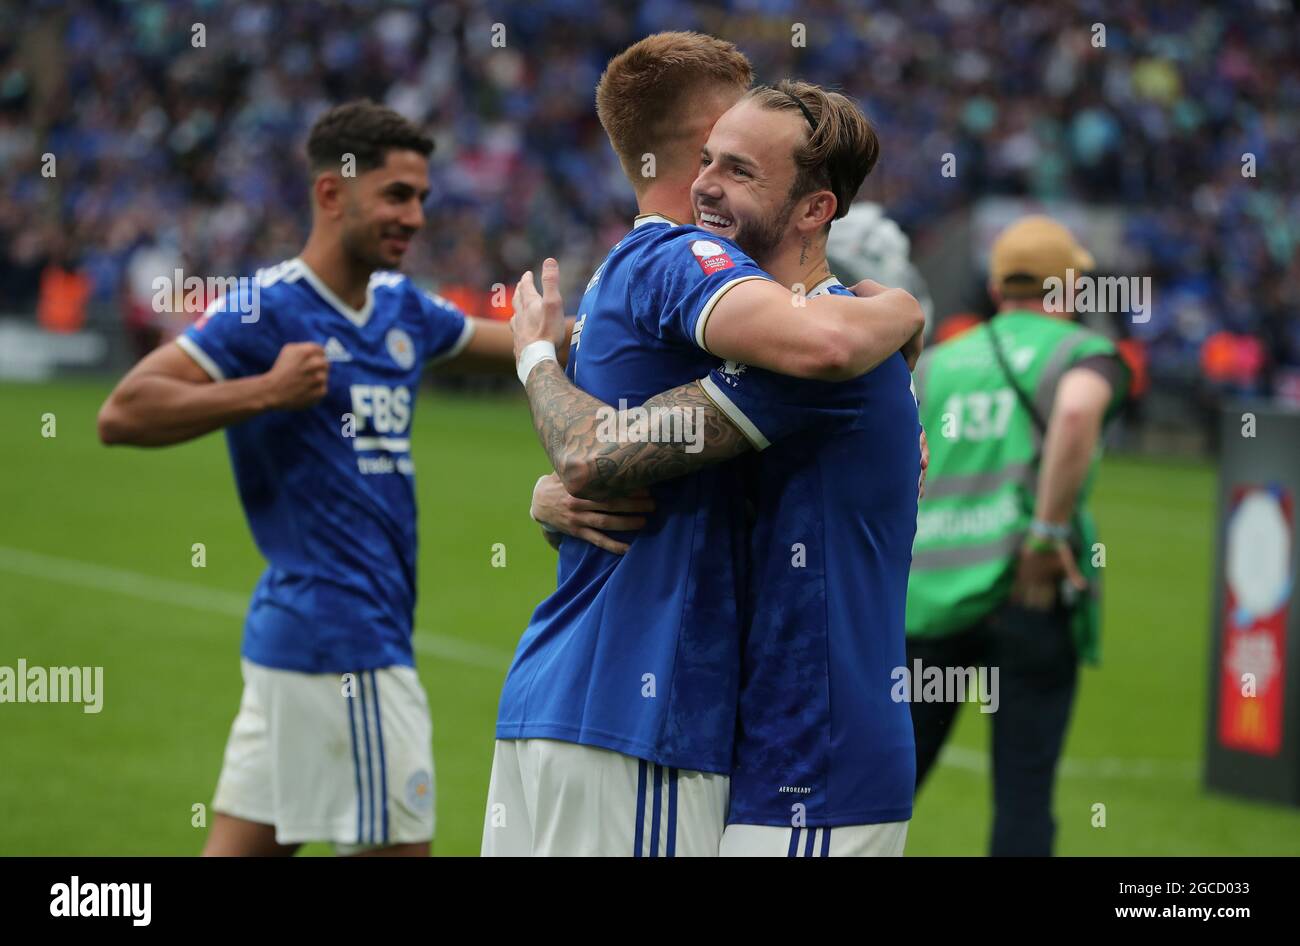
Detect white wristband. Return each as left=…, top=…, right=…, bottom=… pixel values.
left=517, top=340, right=558, bottom=385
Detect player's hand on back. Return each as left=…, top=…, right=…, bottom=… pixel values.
left=530, top=473, right=655, bottom=555
left=263, top=342, right=329, bottom=410
left=918, top=426, right=930, bottom=499
left=850, top=277, right=924, bottom=370
left=901, top=325, right=924, bottom=371
left=512, top=258, right=568, bottom=360
left=849, top=277, right=888, bottom=298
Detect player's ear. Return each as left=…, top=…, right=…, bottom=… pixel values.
left=801, top=190, right=836, bottom=232
left=312, top=171, right=345, bottom=219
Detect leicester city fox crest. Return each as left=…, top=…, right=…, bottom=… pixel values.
left=387, top=328, right=415, bottom=370
left=717, top=359, right=748, bottom=388
left=406, top=770, right=433, bottom=811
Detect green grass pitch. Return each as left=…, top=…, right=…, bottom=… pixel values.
left=1, top=380, right=1297, bottom=855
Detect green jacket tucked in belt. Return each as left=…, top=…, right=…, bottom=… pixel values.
left=907, top=311, right=1130, bottom=664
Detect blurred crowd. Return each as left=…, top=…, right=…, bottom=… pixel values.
left=1, top=0, right=1297, bottom=394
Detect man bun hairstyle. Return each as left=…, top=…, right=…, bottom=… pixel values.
left=745, top=80, right=880, bottom=224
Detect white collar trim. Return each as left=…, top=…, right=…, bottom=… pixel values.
left=634, top=213, right=676, bottom=228
left=292, top=257, right=374, bottom=327
left=808, top=275, right=843, bottom=297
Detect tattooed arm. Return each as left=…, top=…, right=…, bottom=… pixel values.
left=510, top=257, right=753, bottom=499
left=525, top=359, right=753, bottom=501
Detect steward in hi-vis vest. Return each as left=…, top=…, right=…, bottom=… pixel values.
left=905, top=215, right=1130, bottom=857
left=909, top=310, right=1126, bottom=660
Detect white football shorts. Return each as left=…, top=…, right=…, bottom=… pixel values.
left=481, top=738, right=728, bottom=857
left=719, top=820, right=908, bottom=857
left=213, top=658, right=435, bottom=853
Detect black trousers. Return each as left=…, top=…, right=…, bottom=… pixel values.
left=907, top=602, right=1079, bottom=856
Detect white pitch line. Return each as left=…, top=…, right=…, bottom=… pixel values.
left=0, top=544, right=513, bottom=672
left=938, top=745, right=1197, bottom=782
left=0, top=544, right=1201, bottom=782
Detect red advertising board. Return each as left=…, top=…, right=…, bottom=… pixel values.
left=1217, top=485, right=1293, bottom=755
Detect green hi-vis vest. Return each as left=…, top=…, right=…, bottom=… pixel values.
left=907, top=311, right=1129, bottom=664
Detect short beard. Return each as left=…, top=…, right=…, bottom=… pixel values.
left=733, top=194, right=797, bottom=267
left=339, top=211, right=389, bottom=273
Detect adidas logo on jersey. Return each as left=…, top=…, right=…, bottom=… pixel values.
left=324, top=337, right=353, bottom=362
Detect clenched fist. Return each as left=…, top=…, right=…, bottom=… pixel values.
left=263, top=342, right=329, bottom=410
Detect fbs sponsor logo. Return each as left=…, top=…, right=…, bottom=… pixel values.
left=346, top=384, right=414, bottom=474
left=690, top=239, right=734, bottom=275
left=349, top=384, right=411, bottom=439
left=50, top=876, right=151, bottom=926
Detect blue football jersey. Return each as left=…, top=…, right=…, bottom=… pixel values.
left=495, top=215, right=774, bottom=774
left=177, top=258, right=472, bottom=674
left=702, top=277, right=920, bottom=827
